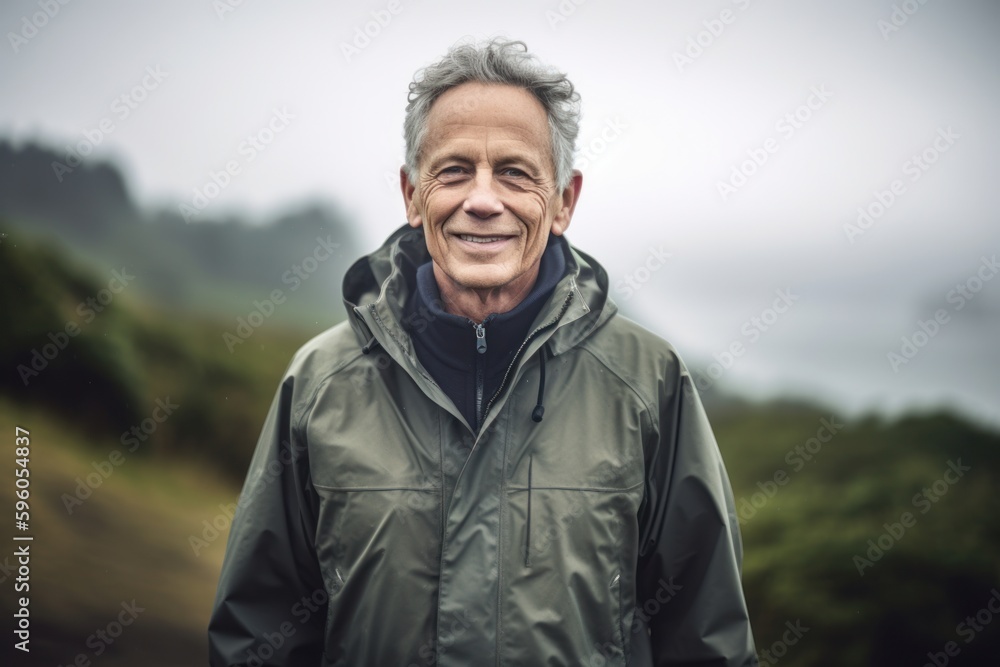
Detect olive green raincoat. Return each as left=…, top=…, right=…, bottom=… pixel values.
left=209, top=225, right=756, bottom=666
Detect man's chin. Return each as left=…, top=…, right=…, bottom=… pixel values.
left=453, top=274, right=510, bottom=293
left=445, top=265, right=514, bottom=292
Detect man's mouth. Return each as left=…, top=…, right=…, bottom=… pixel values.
left=457, top=234, right=512, bottom=244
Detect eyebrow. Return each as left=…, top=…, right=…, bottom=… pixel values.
left=425, top=153, right=472, bottom=173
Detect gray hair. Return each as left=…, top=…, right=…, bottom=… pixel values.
left=403, top=38, right=581, bottom=191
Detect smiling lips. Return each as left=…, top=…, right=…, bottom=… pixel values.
left=457, top=234, right=514, bottom=244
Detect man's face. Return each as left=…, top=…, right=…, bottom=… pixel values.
left=401, top=82, right=581, bottom=300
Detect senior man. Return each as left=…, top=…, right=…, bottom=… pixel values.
left=209, top=38, right=756, bottom=666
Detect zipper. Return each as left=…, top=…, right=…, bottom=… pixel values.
left=443, top=291, right=576, bottom=523
left=481, top=292, right=575, bottom=422
left=473, top=321, right=487, bottom=430
left=474, top=322, right=487, bottom=353
left=524, top=455, right=533, bottom=567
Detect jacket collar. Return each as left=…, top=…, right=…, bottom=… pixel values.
left=404, top=236, right=566, bottom=372
left=343, top=223, right=617, bottom=371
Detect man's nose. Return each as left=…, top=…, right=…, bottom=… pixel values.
left=462, top=170, right=504, bottom=219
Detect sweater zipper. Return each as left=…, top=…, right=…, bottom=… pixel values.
left=474, top=321, right=487, bottom=431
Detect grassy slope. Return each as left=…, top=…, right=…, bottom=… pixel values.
left=713, top=403, right=1000, bottom=666
left=0, top=227, right=321, bottom=663
left=0, top=397, right=240, bottom=666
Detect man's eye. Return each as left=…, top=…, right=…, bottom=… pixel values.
left=501, top=167, right=527, bottom=178
left=436, top=166, right=469, bottom=183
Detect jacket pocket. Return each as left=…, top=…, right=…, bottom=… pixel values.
left=504, top=485, right=638, bottom=666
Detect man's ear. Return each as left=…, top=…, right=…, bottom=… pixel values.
left=400, top=167, right=422, bottom=228
left=551, top=169, right=583, bottom=236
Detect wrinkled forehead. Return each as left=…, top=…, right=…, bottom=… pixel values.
left=422, top=82, right=552, bottom=160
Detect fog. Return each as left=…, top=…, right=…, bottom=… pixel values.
left=3, top=0, right=997, bottom=426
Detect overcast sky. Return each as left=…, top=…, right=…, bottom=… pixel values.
left=2, top=0, right=998, bottom=427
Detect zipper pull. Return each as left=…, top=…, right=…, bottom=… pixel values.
left=474, top=323, right=487, bottom=354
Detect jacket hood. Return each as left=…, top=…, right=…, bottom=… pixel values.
left=341, top=223, right=619, bottom=359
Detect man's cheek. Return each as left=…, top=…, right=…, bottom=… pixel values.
left=422, top=186, right=451, bottom=216
left=507, top=200, right=545, bottom=229
left=526, top=190, right=551, bottom=219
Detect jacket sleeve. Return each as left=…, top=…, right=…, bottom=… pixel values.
left=208, top=374, right=327, bottom=666
left=634, top=365, right=757, bottom=666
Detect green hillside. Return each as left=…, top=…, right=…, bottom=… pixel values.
left=1, top=224, right=324, bottom=480
left=713, top=405, right=1000, bottom=666
left=0, top=399, right=234, bottom=666
left=0, top=140, right=363, bottom=329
